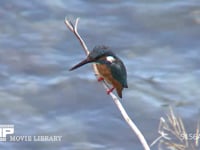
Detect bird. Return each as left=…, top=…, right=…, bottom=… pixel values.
left=69, top=46, right=128, bottom=98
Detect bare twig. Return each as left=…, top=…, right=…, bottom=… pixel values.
left=64, top=17, right=89, bottom=55
left=65, top=17, right=150, bottom=150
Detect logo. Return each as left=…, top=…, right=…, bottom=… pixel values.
left=0, top=124, right=62, bottom=142
left=0, top=125, right=14, bottom=141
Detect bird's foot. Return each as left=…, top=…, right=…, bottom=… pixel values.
left=107, top=87, right=115, bottom=95
left=97, top=77, right=104, bottom=82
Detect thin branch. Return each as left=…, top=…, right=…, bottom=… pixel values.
left=64, top=17, right=89, bottom=55
left=65, top=17, right=150, bottom=150
left=195, top=121, right=199, bottom=147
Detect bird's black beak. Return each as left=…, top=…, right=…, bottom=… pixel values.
left=69, top=57, right=93, bottom=71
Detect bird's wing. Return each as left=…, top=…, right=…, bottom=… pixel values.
left=110, top=59, right=128, bottom=88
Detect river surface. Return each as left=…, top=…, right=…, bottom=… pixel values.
left=0, top=0, right=200, bottom=150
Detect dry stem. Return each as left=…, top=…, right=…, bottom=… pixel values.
left=151, top=107, right=200, bottom=150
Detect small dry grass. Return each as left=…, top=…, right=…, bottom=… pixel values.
left=151, top=107, right=199, bottom=150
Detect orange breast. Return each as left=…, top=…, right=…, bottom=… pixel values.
left=96, top=63, right=123, bottom=98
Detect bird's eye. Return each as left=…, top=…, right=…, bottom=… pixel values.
left=106, top=56, right=115, bottom=63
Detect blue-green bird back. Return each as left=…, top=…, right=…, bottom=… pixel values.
left=109, top=57, right=128, bottom=88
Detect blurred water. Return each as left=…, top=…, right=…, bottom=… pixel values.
left=0, top=0, right=200, bottom=149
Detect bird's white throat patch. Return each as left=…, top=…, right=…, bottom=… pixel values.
left=106, top=56, right=115, bottom=63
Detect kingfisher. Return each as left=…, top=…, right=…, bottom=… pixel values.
left=69, top=46, right=128, bottom=98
